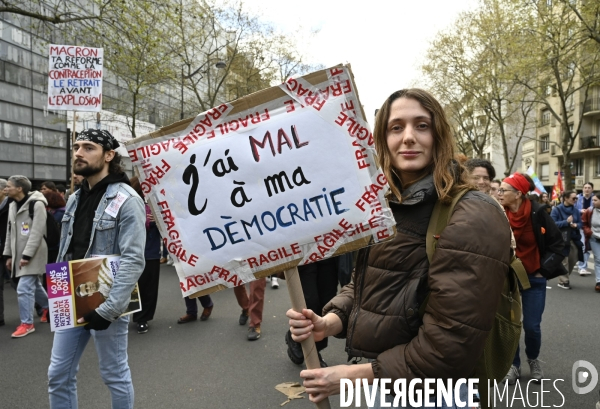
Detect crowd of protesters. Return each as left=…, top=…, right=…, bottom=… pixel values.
left=1, top=91, right=599, bottom=408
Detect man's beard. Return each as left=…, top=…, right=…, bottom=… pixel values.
left=74, top=160, right=104, bottom=177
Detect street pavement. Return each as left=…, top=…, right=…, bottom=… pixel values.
left=1, top=263, right=599, bottom=409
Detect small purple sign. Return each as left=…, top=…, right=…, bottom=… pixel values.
left=46, top=262, right=71, bottom=298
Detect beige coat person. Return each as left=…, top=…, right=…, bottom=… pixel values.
left=3, top=191, right=48, bottom=278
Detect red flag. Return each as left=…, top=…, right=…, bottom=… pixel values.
left=551, top=172, right=564, bottom=201
left=556, top=171, right=564, bottom=192
left=551, top=184, right=559, bottom=201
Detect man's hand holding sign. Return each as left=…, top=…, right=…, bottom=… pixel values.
left=125, top=65, right=395, bottom=408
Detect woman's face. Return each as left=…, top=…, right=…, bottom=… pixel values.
left=541, top=193, right=548, bottom=203
left=386, top=97, right=434, bottom=184
left=5, top=181, right=20, bottom=200
left=593, top=196, right=600, bottom=209
left=498, top=182, right=521, bottom=207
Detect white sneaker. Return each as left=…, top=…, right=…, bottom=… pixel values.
left=503, top=365, right=520, bottom=385
left=579, top=269, right=591, bottom=276
left=167, top=257, right=174, bottom=266
left=271, top=277, right=279, bottom=289
left=528, top=359, right=543, bottom=381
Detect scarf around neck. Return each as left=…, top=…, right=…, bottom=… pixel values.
left=506, top=198, right=540, bottom=274
left=506, top=198, right=531, bottom=233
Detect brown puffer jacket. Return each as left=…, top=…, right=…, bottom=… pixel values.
left=323, top=175, right=511, bottom=381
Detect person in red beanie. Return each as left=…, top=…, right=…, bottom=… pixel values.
left=499, top=172, right=565, bottom=384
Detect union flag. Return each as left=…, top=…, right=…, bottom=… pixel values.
left=551, top=171, right=564, bottom=201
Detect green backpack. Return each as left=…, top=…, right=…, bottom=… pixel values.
left=422, top=188, right=530, bottom=408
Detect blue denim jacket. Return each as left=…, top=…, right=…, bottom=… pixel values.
left=58, top=182, right=146, bottom=321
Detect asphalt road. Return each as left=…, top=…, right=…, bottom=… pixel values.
left=1, top=263, right=599, bottom=409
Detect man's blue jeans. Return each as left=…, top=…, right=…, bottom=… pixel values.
left=48, top=316, right=133, bottom=409
left=513, top=276, right=547, bottom=368
left=589, top=237, right=600, bottom=284
left=17, top=275, right=48, bottom=324
left=578, top=228, right=589, bottom=270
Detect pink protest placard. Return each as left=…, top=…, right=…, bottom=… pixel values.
left=46, top=261, right=75, bottom=331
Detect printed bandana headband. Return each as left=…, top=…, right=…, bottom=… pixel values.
left=76, top=129, right=120, bottom=150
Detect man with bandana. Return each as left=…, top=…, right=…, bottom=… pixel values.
left=47, top=129, right=145, bottom=409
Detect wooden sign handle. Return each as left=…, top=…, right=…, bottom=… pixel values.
left=284, top=267, right=331, bottom=409
left=70, top=111, right=77, bottom=193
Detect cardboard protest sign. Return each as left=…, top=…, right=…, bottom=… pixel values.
left=47, top=45, right=103, bottom=111
left=125, top=64, right=396, bottom=298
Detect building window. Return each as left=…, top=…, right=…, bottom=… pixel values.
left=581, top=135, right=597, bottom=150
left=540, top=135, right=549, bottom=153
left=596, top=157, right=600, bottom=177
left=541, top=109, right=551, bottom=126
left=540, top=163, right=549, bottom=181
left=572, top=158, right=584, bottom=177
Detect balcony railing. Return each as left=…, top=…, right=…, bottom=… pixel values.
left=580, top=135, right=598, bottom=150
left=584, top=97, right=600, bottom=114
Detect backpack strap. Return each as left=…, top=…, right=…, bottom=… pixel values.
left=29, top=200, right=36, bottom=220
left=425, top=187, right=472, bottom=263
left=510, top=256, right=530, bottom=290
left=28, top=200, right=52, bottom=241
left=420, top=187, right=472, bottom=318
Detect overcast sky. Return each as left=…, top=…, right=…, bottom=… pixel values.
left=243, top=0, right=479, bottom=123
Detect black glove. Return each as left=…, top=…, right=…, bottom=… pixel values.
left=82, top=310, right=112, bottom=331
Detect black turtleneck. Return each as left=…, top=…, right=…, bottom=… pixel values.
left=15, top=195, right=28, bottom=212
left=67, top=173, right=130, bottom=260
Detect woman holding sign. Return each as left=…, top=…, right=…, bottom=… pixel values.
left=286, top=89, right=511, bottom=408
